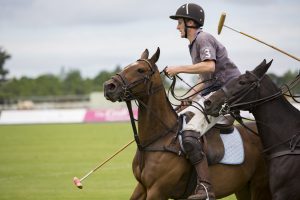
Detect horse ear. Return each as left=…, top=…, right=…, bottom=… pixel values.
left=259, top=59, right=267, bottom=67
left=141, top=49, right=149, bottom=59
left=253, top=59, right=272, bottom=78
left=266, top=59, right=273, bottom=69
left=149, top=47, right=160, bottom=64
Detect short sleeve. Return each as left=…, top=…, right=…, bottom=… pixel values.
left=198, top=34, right=217, bottom=61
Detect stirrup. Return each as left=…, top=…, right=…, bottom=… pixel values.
left=189, top=182, right=215, bottom=200
left=199, top=182, right=210, bottom=200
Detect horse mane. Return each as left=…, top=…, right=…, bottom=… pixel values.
left=263, top=73, right=300, bottom=117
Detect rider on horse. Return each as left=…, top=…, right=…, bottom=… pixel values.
left=166, top=3, right=241, bottom=200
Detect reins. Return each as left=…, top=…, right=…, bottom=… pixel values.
left=166, top=71, right=216, bottom=104
left=222, top=72, right=300, bottom=157
left=225, top=71, right=300, bottom=111
left=163, top=69, right=216, bottom=123
left=229, top=111, right=260, bottom=136
left=126, top=97, right=178, bottom=151
left=119, top=59, right=177, bottom=152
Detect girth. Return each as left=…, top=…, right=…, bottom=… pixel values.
left=266, top=132, right=300, bottom=160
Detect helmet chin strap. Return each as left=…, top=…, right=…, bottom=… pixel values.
left=183, top=19, right=199, bottom=38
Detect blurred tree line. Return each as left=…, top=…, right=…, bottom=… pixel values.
left=0, top=47, right=299, bottom=103
left=0, top=67, right=122, bottom=100
left=0, top=68, right=298, bottom=101
left=0, top=47, right=10, bottom=82
left=0, top=47, right=171, bottom=102
left=269, top=71, right=300, bottom=91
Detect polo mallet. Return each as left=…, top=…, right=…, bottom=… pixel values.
left=218, top=12, right=300, bottom=62
left=73, top=139, right=135, bottom=189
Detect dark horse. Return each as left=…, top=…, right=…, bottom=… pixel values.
left=205, top=59, right=300, bottom=200
left=104, top=48, right=271, bottom=200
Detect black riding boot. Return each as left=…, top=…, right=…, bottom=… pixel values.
left=188, top=157, right=215, bottom=200
left=182, top=130, right=215, bottom=200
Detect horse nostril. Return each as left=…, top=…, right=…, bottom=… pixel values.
left=204, top=100, right=211, bottom=108
left=106, top=83, right=116, bottom=91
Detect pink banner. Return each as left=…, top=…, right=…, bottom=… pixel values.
left=84, top=108, right=138, bottom=122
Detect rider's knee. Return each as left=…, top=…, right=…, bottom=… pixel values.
left=182, top=130, right=204, bottom=164
left=182, top=131, right=200, bottom=150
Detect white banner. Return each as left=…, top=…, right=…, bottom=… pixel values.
left=0, top=102, right=299, bottom=125
left=0, top=109, right=86, bottom=124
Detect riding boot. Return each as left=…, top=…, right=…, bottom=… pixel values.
left=188, top=157, right=215, bottom=200
left=181, top=130, right=215, bottom=200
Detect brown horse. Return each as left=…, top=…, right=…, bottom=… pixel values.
left=204, top=60, right=300, bottom=200
left=104, top=48, right=271, bottom=200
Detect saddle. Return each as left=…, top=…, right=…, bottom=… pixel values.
left=206, top=114, right=235, bottom=165
left=178, top=113, right=236, bottom=165
left=203, top=128, right=227, bottom=165
left=214, top=115, right=235, bottom=134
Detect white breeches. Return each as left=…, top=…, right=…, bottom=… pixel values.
left=179, top=92, right=228, bottom=136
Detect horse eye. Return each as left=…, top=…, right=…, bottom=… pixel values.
left=137, top=68, right=145, bottom=73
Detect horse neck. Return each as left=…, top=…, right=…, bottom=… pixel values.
left=251, top=83, right=300, bottom=149
left=137, top=89, right=177, bottom=144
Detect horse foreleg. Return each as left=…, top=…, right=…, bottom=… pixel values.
left=235, top=173, right=271, bottom=200
left=249, top=160, right=272, bottom=200
left=130, top=182, right=147, bottom=200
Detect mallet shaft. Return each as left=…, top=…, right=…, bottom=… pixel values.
left=224, top=24, right=299, bottom=61
left=219, top=13, right=300, bottom=62
left=238, top=31, right=300, bottom=62
left=79, top=139, right=135, bottom=182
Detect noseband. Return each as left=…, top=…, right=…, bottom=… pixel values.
left=221, top=71, right=271, bottom=113
left=112, top=59, right=156, bottom=101
left=110, top=59, right=175, bottom=151
left=221, top=71, right=300, bottom=112
left=218, top=71, right=300, bottom=158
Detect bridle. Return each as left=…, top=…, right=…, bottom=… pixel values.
left=111, top=59, right=156, bottom=102
left=221, top=71, right=300, bottom=114
left=220, top=71, right=296, bottom=134
left=112, top=59, right=177, bottom=152
left=221, top=71, right=282, bottom=114
left=220, top=71, right=300, bottom=159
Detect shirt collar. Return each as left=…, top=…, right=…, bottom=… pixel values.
left=189, top=28, right=203, bottom=47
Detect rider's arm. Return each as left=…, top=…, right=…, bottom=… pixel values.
left=166, top=60, right=215, bottom=76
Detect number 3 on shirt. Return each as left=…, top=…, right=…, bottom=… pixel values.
left=204, top=49, right=211, bottom=58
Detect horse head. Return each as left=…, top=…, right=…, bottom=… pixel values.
left=204, top=59, right=273, bottom=116
left=104, top=48, right=161, bottom=102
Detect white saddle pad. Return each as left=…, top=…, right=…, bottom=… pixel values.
left=219, top=127, right=245, bottom=165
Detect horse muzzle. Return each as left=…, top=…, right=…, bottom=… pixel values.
left=204, top=89, right=228, bottom=117
left=103, top=79, right=123, bottom=102
left=204, top=99, right=221, bottom=117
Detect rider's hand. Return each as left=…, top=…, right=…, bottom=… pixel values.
left=165, top=66, right=180, bottom=77
left=181, top=99, right=192, bottom=106
left=175, top=99, right=192, bottom=113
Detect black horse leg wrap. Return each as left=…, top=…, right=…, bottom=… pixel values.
left=182, top=130, right=205, bottom=165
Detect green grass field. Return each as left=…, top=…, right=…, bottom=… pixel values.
left=0, top=123, right=236, bottom=200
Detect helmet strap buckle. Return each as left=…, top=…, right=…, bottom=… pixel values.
left=183, top=19, right=199, bottom=38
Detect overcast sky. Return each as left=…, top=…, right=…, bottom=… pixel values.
left=0, top=0, right=299, bottom=79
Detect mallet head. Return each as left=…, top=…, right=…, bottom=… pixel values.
left=73, top=177, right=83, bottom=189
left=218, top=12, right=226, bottom=35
